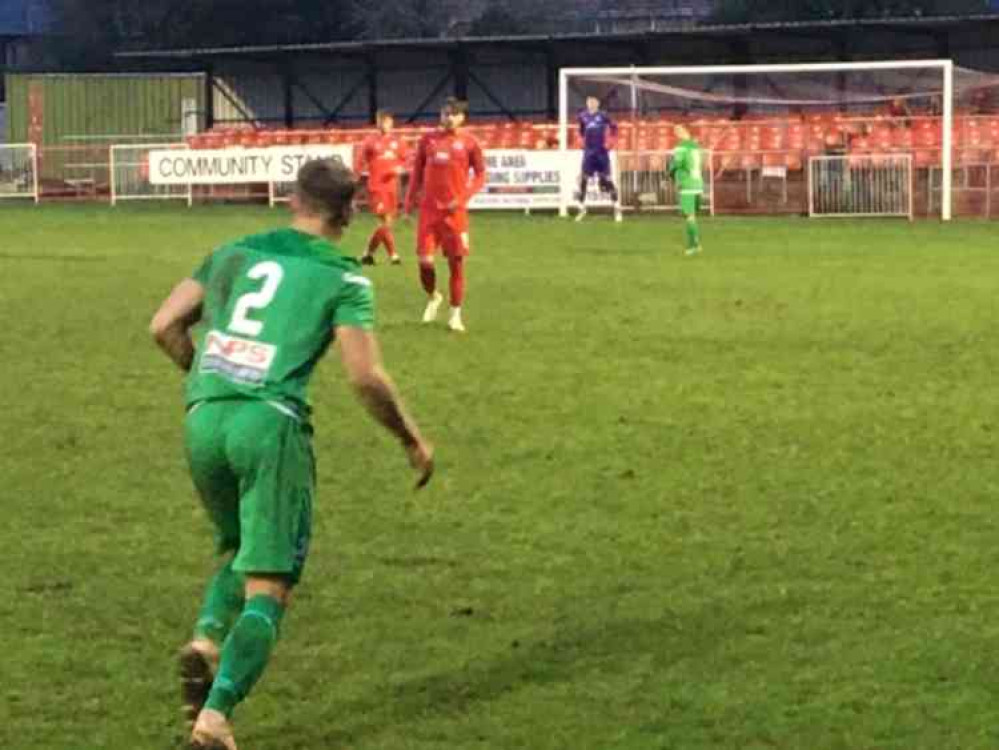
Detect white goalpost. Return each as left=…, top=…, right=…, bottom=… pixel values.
left=560, top=60, right=961, bottom=220
left=0, top=143, right=40, bottom=203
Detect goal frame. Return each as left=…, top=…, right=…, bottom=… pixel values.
left=0, top=143, right=40, bottom=203
left=559, top=59, right=955, bottom=221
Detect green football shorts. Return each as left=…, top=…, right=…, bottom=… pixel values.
left=185, top=399, right=314, bottom=585
left=680, top=192, right=702, bottom=217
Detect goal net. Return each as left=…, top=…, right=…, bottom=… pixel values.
left=110, top=142, right=192, bottom=206
left=560, top=61, right=999, bottom=220
left=0, top=144, right=39, bottom=202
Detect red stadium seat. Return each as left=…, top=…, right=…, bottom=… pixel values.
left=915, top=128, right=939, bottom=148
left=738, top=151, right=759, bottom=170
left=913, top=149, right=939, bottom=168
left=891, top=128, right=914, bottom=149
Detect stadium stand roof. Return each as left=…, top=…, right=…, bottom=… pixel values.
left=103, top=13, right=999, bottom=128
left=116, top=14, right=999, bottom=61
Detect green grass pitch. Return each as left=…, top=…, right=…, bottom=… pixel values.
left=3, top=203, right=999, bottom=749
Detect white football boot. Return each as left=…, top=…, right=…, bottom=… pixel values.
left=447, top=307, right=466, bottom=333
left=422, top=291, right=444, bottom=323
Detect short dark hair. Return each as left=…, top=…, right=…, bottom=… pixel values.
left=295, top=158, right=357, bottom=230
left=443, top=97, right=469, bottom=116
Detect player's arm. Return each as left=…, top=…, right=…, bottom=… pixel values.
left=396, top=139, right=411, bottom=175
left=668, top=146, right=685, bottom=179
left=357, top=140, right=369, bottom=176
left=149, top=278, right=204, bottom=372
left=578, top=112, right=586, bottom=139
left=337, top=326, right=434, bottom=488
left=603, top=115, right=619, bottom=151
left=403, top=137, right=427, bottom=214
left=461, top=141, right=487, bottom=207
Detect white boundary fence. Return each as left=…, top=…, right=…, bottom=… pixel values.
left=99, top=138, right=991, bottom=221
left=618, top=149, right=715, bottom=215
left=268, top=179, right=296, bottom=207
left=111, top=143, right=192, bottom=206
left=0, top=143, right=40, bottom=203
left=808, top=154, right=914, bottom=219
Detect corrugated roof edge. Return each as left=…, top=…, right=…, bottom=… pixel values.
left=114, top=13, right=999, bottom=60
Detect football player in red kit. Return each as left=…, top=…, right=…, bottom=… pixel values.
left=404, top=98, right=486, bottom=333
left=359, top=110, right=408, bottom=265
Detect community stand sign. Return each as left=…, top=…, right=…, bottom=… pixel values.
left=148, top=145, right=353, bottom=184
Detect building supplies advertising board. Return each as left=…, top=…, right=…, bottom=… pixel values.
left=469, top=149, right=617, bottom=210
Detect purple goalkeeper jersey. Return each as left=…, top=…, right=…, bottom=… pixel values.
left=578, top=110, right=617, bottom=154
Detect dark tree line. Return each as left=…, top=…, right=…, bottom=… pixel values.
left=42, top=0, right=996, bottom=69
left=45, top=0, right=476, bottom=67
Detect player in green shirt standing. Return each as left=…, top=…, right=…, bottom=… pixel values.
left=149, top=159, right=434, bottom=750
left=669, top=125, right=705, bottom=256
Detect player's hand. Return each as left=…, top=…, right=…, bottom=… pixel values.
left=406, top=439, right=435, bottom=490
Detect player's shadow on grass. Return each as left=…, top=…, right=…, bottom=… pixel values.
left=258, top=606, right=727, bottom=747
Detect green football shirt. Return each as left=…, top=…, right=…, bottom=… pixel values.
left=670, top=138, right=705, bottom=194
left=186, top=227, right=374, bottom=419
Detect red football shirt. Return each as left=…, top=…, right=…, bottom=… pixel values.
left=360, top=133, right=408, bottom=193
left=405, top=128, right=486, bottom=214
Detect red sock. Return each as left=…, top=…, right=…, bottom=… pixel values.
left=447, top=256, right=465, bottom=307
left=419, top=263, right=436, bottom=295
left=383, top=227, right=397, bottom=257
left=367, top=227, right=385, bottom=255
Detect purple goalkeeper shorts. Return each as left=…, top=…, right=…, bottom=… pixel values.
left=581, top=150, right=611, bottom=178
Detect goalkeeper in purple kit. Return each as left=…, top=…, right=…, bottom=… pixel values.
left=575, top=95, right=623, bottom=223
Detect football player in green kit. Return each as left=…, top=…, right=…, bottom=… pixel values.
left=669, top=124, right=705, bottom=256
left=149, top=158, right=434, bottom=750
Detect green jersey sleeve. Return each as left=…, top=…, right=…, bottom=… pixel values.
left=191, top=253, right=213, bottom=285
left=669, top=147, right=686, bottom=177
left=332, top=272, right=375, bottom=329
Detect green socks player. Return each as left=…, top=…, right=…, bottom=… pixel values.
left=180, top=564, right=287, bottom=746
left=179, top=560, right=244, bottom=729
left=684, top=212, right=702, bottom=255
left=204, top=594, right=286, bottom=716
left=184, top=583, right=288, bottom=750
left=670, top=124, right=705, bottom=256
left=153, top=158, right=435, bottom=750
left=195, top=560, right=245, bottom=645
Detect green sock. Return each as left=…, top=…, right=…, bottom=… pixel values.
left=204, top=594, right=285, bottom=718
left=194, top=560, right=245, bottom=645
left=686, top=217, right=700, bottom=249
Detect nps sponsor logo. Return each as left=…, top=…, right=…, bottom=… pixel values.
left=200, top=330, right=277, bottom=386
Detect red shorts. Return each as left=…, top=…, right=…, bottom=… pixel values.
left=417, top=210, right=470, bottom=259
left=368, top=189, right=398, bottom=217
